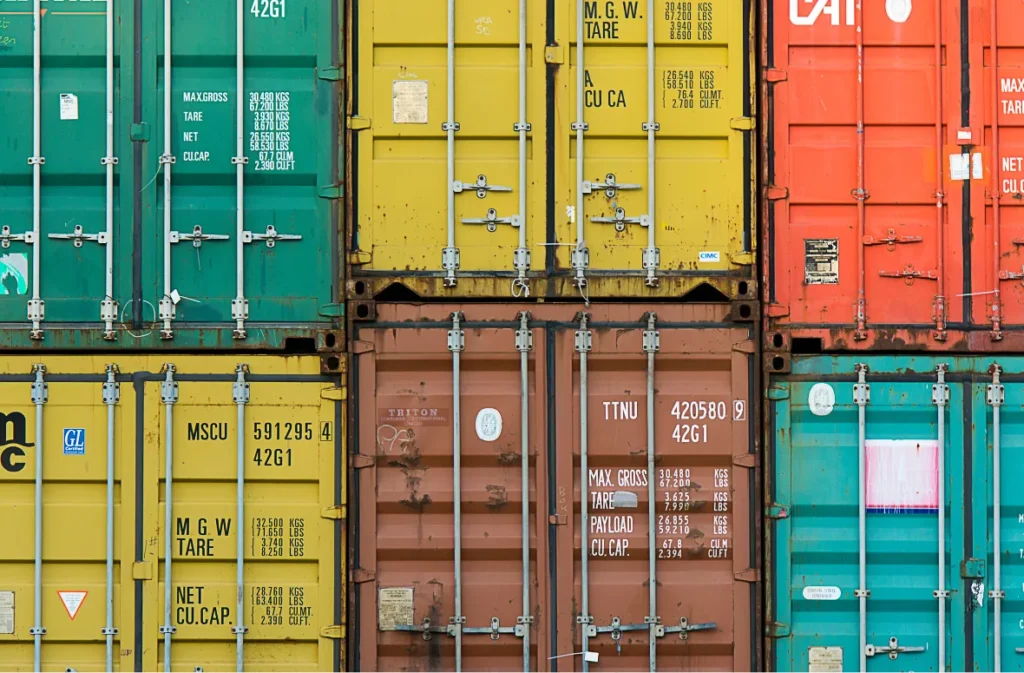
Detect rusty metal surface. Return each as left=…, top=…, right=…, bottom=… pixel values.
left=349, top=302, right=758, bottom=671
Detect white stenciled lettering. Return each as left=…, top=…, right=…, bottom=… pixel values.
left=183, top=131, right=198, bottom=142
left=603, top=400, right=637, bottom=421
left=183, top=152, right=210, bottom=162
left=1002, top=78, right=1024, bottom=94
left=250, top=91, right=295, bottom=171
left=713, top=515, right=728, bottom=535
left=589, top=469, right=613, bottom=487
left=789, top=0, right=853, bottom=26
left=184, top=111, right=204, bottom=122
left=617, top=469, right=646, bottom=487
left=714, top=491, right=729, bottom=512
left=251, top=0, right=286, bottom=18
left=714, top=468, right=729, bottom=488
left=1003, top=100, right=1024, bottom=115
left=591, top=491, right=615, bottom=509
left=589, top=515, right=633, bottom=534
left=708, top=538, right=729, bottom=559
left=183, top=92, right=229, bottom=103
left=590, top=538, right=629, bottom=557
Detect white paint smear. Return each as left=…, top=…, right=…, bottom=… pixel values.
left=865, top=439, right=938, bottom=513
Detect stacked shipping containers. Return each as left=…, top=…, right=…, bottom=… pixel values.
left=0, top=1, right=346, bottom=671
left=345, top=0, right=761, bottom=671
left=764, top=0, right=1024, bottom=670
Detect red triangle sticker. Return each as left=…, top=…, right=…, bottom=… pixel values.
left=57, top=591, right=87, bottom=620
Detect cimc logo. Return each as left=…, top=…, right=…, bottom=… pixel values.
left=789, top=0, right=912, bottom=26
left=0, top=411, right=33, bottom=473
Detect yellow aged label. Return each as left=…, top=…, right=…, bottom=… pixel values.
left=808, top=646, right=843, bottom=673
left=0, top=591, right=13, bottom=635
left=378, top=587, right=414, bottom=630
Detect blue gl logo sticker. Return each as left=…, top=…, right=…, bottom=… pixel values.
left=63, top=428, right=85, bottom=455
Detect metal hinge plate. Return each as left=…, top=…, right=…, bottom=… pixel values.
left=544, top=45, right=564, bottom=64
left=320, top=387, right=345, bottom=401
left=348, top=116, right=371, bottom=130
left=730, top=117, right=755, bottom=130
left=320, top=625, right=345, bottom=639
left=348, top=249, right=373, bottom=265
left=766, top=385, right=790, bottom=401
left=317, top=66, right=343, bottom=81
left=351, top=567, right=376, bottom=583
left=766, top=504, right=789, bottom=519
left=353, top=454, right=376, bottom=469
left=133, top=561, right=154, bottom=580
left=320, top=506, right=345, bottom=520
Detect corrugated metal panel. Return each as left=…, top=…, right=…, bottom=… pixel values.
left=348, top=0, right=755, bottom=300
left=350, top=303, right=759, bottom=671
left=0, top=355, right=345, bottom=672
left=768, top=355, right=1024, bottom=672
left=0, top=1, right=342, bottom=349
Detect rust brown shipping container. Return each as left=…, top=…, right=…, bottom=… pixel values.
left=347, top=302, right=759, bottom=672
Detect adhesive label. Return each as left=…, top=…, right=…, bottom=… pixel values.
left=475, top=408, right=502, bottom=442
left=59, top=93, right=78, bottom=120
left=804, top=239, right=838, bottom=284
left=0, top=253, right=28, bottom=296
left=58, top=591, right=87, bottom=620
left=808, top=646, right=843, bottom=672
left=698, top=251, right=720, bottom=263
left=392, top=81, right=428, bottom=124
left=808, top=383, right=835, bottom=416
left=378, top=587, right=414, bottom=631
left=0, top=591, right=12, bottom=635
left=865, top=439, right=939, bottom=513
left=885, top=0, right=912, bottom=23
left=63, top=428, right=85, bottom=455
left=802, top=585, right=841, bottom=601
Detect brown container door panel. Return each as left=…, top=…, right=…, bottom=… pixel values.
left=767, top=0, right=964, bottom=334
left=352, top=306, right=758, bottom=672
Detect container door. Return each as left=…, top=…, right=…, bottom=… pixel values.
left=147, top=362, right=343, bottom=671
left=558, top=319, right=756, bottom=669
left=0, top=362, right=137, bottom=672
left=772, top=370, right=966, bottom=672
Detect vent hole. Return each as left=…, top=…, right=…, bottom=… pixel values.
left=325, top=333, right=337, bottom=349
left=772, top=356, right=786, bottom=372
left=326, top=356, right=341, bottom=371
left=356, top=303, right=370, bottom=319
left=772, top=333, right=784, bottom=349
left=354, top=281, right=367, bottom=295
left=738, top=303, right=752, bottom=320
left=737, top=281, right=749, bottom=296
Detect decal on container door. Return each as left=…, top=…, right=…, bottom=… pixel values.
left=865, top=439, right=939, bottom=514
left=377, top=587, right=414, bottom=631
left=57, top=591, right=87, bottom=620
left=392, top=81, right=428, bottom=124
left=804, top=239, right=838, bottom=285
left=0, top=591, right=12, bottom=634
left=808, top=646, right=843, bottom=672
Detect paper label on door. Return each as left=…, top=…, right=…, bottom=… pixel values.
left=865, top=439, right=939, bottom=513
left=392, top=81, right=428, bottom=124
left=59, top=93, right=79, bottom=120
left=802, top=585, right=841, bottom=601
left=378, top=587, right=414, bottom=631
left=804, top=239, right=838, bottom=285
left=57, top=591, right=87, bottom=620
left=0, top=253, right=29, bottom=296
left=808, top=646, right=843, bottom=672
left=0, top=591, right=12, bottom=635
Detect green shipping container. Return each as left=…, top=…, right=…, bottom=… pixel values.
left=768, top=355, right=1024, bottom=672
left=0, top=0, right=342, bottom=350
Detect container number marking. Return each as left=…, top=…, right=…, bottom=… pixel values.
left=672, top=424, right=707, bottom=443
left=250, top=0, right=286, bottom=18
left=671, top=400, right=726, bottom=420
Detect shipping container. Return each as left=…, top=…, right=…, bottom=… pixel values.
left=0, top=355, right=345, bottom=672
left=348, top=302, right=759, bottom=671
left=767, top=354, right=1024, bottom=672
left=0, top=0, right=343, bottom=349
left=347, top=0, right=756, bottom=302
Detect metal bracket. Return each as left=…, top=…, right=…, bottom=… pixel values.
left=159, top=154, right=176, bottom=165
left=574, top=319, right=592, bottom=353
left=442, top=247, right=460, bottom=285
left=394, top=617, right=448, bottom=641
left=460, top=617, right=518, bottom=641
left=854, top=589, right=870, bottom=598
left=0, top=225, right=35, bottom=248
left=933, top=589, right=950, bottom=598
left=27, top=299, right=45, bottom=325
left=442, top=121, right=461, bottom=132
left=582, top=173, right=641, bottom=198
left=31, top=366, right=48, bottom=404
left=571, top=121, right=589, bottom=131
left=862, top=228, right=923, bottom=250
left=879, top=264, right=938, bottom=284
left=642, top=121, right=661, bottom=132
left=170, top=225, right=229, bottom=249
left=159, top=295, right=176, bottom=339
left=242, top=225, right=302, bottom=249
left=159, top=625, right=177, bottom=635
left=1000, top=267, right=1024, bottom=281
left=29, top=626, right=46, bottom=636
left=101, top=156, right=119, bottom=166
left=461, top=209, right=520, bottom=232
left=513, top=247, right=531, bottom=274
left=447, top=615, right=467, bottom=638
left=663, top=617, right=717, bottom=641
left=161, top=365, right=179, bottom=405
left=571, top=246, right=590, bottom=277
left=231, top=298, right=250, bottom=322
left=231, top=156, right=249, bottom=165
left=515, top=313, right=533, bottom=352
left=853, top=364, right=870, bottom=405
left=232, top=365, right=250, bottom=404
left=932, top=365, right=950, bottom=406
left=513, top=122, right=532, bottom=132
left=865, top=636, right=925, bottom=660
left=643, top=314, right=660, bottom=353
left=448, top=313, right=465, bottom=352
left=101, top=626, right=119, bottom=636
left=48, top=224, right=108, bottom=248
left=642, top=246, right=660, bottom=273
left=591, top=207, right=648, bottom=232
left=515, top=615, right=533, bottom=638
left=28, top=156, right=45, bottom=166
left=453, top=174, right=512, bottom=198
left=988, top=364, right=1005, bottom=406
left=103, top=365, right=120, bottom=405
left=231, top=625, right=250, bottom=635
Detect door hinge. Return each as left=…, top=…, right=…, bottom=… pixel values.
left=320, top=506, right=345, bottom=520
left=347, top=116, right=371, bottom=130
left=735, top=568, right=759, bottom=583
left=318, top=303, right=344, bottom=318
left=730, top=117, right=755, bottom=131
left=766, top=504, right=789, bottom=519
left=961, top=558, right=985, bottom=578
left=730, top=251, right=755, bottom=265
left=766, top=186, right=789, bottom=201
left=348, top=249, right=372, bottom=265
left=733, top=453, right=757, bottom=469
left=766, top=303, right=790, bottom=318
left=133, top=561, right=154, bottom=580
left=320, top=387, right=345, bottom=401
left=766, top=385, right=790, bottom=401
left=351, top=567, right=376, bottom=583
left=317, top=66, right=343, bottom=81
left=353, top=454, right=376, bottom=469
left=765, top=68, right=788, bottom=83
left=349, top=340, right=375, bottom=354
left=766, top=622, right=791, bottom=638
left=320, top=625, right=345, bottom=639
left=544, top=45, right=564, bottom=64
left=549, top=514, right=567, bottom=526
left=130, top=122, right=150, bottom=142
left=732, top=339, right=756, bottom=354
left=318, top=184, right=343, bottom=199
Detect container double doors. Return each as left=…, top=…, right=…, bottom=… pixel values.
left=771, top=358, right=1024, bottom=672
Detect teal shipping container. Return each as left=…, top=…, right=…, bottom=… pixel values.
left=0, top=0, right=342, bottom=350
left=768, top=355, right=1024, bottom=672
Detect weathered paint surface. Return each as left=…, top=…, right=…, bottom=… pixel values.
left=0, top=355, right=344, bottom=671
left=769, top=354, right=1024, bottom=672
left=348, top=0, right=755, bottom=300
left=350, top=302, right=758, bottom=671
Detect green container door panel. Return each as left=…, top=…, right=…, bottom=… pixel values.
left=0, top=6, right=129, bottom=324
left=151, top=0, right=336, bottom=326
left=774, top=376, right=960, bottom=672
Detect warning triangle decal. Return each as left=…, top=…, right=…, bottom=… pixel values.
left=57, top=591, right=87, bottom=620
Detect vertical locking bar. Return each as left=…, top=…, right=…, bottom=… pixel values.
left=990, top=3, right=1004, bottom=339
left=516, top=312, right=533, bottom=671
left=932, top=365, right=949, bottom=671
left=442, top=0, right=460, bottom=287
left=231, top=0, right=250, bottom=339
left=854, top=364, right=870, bottom=672
left=160, top=365, right=179, bottom=671
left=642, top=0, right=659, bottom=287
left=852, top=0, right=867, bottom=339
left=575, top=314, right=593, bottom=670
left=101, top=0, right=118, bottom=339
left=31, top=365, right=47, bottom=670
left=28, top=0, right=44, bottom=339
left=103, top=365, right=120, bottom=671
left=511, top=0, right=531, bottom=297
left=571, top=0, right=589, bottom=291
left=643, top=314, right=659, bottom=670
left=449, top=313, right=466, bottom=670
left=159, top=0, right=176, bottom=339
left=989, top=364, right=1005, bottom=671
left=233, top=365, right=250, bottom=670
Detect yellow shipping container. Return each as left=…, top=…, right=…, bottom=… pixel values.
left=0, top=356, right=345, bottom=672
left=347, top=0, right=755, bottom=302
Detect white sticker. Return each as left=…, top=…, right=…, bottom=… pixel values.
left=475, top=408, right=503, bottom=442
left=866, top=439, right=939, bottom=513
left=378, top=587, right=414, bottom=630
left=808, top=383, right=835, bottom=416
left=808, top=646, right=843, bottom=673
left=885, top=0, right=912, bottom=23
left=59, top=93, right=79, bottom=120
left=57, top=591, right=87, bottom=620
left=0, top=590, right=12, bottom=635
left=698, top=251, right=720, bottom=263
left=802, top=586, right=842, bottom=601
left=950, top=152, right=982, bottom=180
left=392, top=80, right=428, bottom=124
left=0, top=253, right=29, bottom=296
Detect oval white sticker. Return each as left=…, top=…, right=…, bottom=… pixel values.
left=475, top=408, right=503, bottom=442
left=885, top=0, right=912, bottom=24
left=808, top=383, right=836, bottom=417
left=803, top=586, right=842, bottom=601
